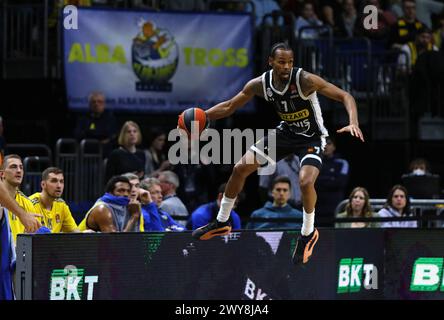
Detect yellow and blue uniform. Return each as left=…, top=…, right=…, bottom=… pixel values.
left=8, top=191, right=35, bottom=243
left=29, top=193, right=78, bottom=233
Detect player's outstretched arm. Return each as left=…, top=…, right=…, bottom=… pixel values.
left=300, top=71, right=365, bottom=142
left=0, top=182, right=42, bottom=232
left=205, top=77, right=262, bottom=121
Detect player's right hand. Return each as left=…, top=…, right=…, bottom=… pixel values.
left=21, top=213, right=43, bottom=233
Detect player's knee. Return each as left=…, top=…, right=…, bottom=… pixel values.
left=299, top=177, right=315, bottom=191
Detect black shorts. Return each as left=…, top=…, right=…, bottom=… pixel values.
left=250, top=128, right=327, bottom=170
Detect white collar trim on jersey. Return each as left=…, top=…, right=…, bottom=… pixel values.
left=269, top=68, right=293, bottom=95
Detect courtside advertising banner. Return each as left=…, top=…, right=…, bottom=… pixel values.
left=63, top=8, right=253, bottom=112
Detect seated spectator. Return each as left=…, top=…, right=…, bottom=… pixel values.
left=73, top=91, right=118, bottom=157
left=187, top=183, right=242, bottom=231
left=335, top=0, right=357, bottom=38
left=389, top=0, right=427, bottom=50
left=105, top=121, right=146, bottom=182
left=259, top=154, right=301, bottom=209
left=246, top=176, right=303, bottom=230
left=319, top=0, right=343, bottom=33
left=401, top=158, right=441, bottom=198
left=377, top=184, right=417, bottom=228
left=158, top=171, right=189, bottom=226
left=143, top=128, right=171, bottom=177
left=29, top=167, right=79, bottom=233
left=78, top=176, right=142, bottom=232
left=0, top=116, right=4, bottom=167
left=295, top=1, right=324, bottom=39
left=335, top=187, right=379, bottom=228
left=0, top=154, right=37, bottom=243
left=140, top=177, right=184, bottom=232
left=402, top=157, right=433, bottom=177
left=398, top=26, right=438, bottom=73
left=316, top=137, right=350, bottom=227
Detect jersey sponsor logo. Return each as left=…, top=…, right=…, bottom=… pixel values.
left=278, top=109, right=309, bottom=121
left=56, top=214, right=61, bottom=224
left=288, top=119, right=311, bottom=135
left=266, top=88, right=273, bottom=98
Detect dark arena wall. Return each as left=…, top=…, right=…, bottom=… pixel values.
left=16, top=229, right=444, bottom=300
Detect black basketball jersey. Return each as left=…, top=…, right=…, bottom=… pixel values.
left=261, top=67, right=329, bottom=139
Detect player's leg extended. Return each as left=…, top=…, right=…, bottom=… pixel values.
left=293, top=164, right=321, bottom=264
left=299, top=165, right=320, bottom=216
left=192, top=150, right=261, bottom=240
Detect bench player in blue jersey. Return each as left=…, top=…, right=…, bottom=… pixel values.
left=191, top=42, right=365, bottom=265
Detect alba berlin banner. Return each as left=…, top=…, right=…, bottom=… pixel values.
left=63, top=8, right=254, bottom=112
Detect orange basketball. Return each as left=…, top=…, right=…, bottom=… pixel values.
left=177, top=107, right=208, bottom=137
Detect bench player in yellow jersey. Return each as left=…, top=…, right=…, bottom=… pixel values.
left=0, top=154, right=42, bottom=243
left=29, top=167, right=79, bottom=233
left=191, top=43, right=365, bottom=264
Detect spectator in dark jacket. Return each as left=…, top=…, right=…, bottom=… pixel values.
left=389, top=0, right=427, bottom=49
left=73, top=91, right=118, bottom=157
left=247, top=176, right=303, bottom=230
left=105, top=121, right=146, bottom=182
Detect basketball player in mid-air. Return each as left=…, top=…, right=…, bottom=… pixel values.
left=190, top=42, right=364, bottom=264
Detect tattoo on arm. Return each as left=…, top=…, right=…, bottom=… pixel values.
left=249, top=77, right=264, bottom=98
left=300, top=71, right=316, bottom=97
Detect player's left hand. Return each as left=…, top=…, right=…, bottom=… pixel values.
left=337, top=124, right=365, bottom=142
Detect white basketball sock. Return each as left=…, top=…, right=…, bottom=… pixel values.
left=301, top=208, right=315, bottom=236
left=216, top=195, right=236, bottom=223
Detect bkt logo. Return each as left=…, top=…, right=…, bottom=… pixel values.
left=49, top=265, right=99, bottom=300
left=410, top=257, right=444, bottom=292
left=337, top=258, right=378, bottom=293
